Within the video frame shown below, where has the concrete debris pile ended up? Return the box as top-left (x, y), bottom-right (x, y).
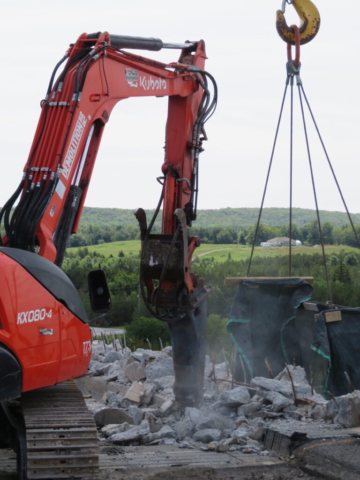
top-left (79, 340), bottom-right (360, 454)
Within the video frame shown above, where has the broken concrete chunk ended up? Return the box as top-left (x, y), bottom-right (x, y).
top-left (237, 402), bottom-right (263, 416)
top-left (117, 370), bottom-right (130, 385)
top-left (193, 429), bottom-right (221, 443)
top-left (93, 407), bottom-right (133, 427)
top-left (102, 373), bottom-right (119, 382)
top-left (127, 405), bottom-right (144, 425)
top-left (311, 403), bottom-right (328, 420)
top-left (103, 351), bottom-right (122, 364)
top-left (89, 359), bottom-right (103, 371)
top-left (105, 391), bottom-right (123, 407)
top-left (154, 375), bottom-right (175, 391)
top-left (160, 399), bottom-right (174, 415)
top-left (124, 361), bottom-right (146, 383)
top-left (145, 356), bottom-right (174, 381)
top-left (220, 386), bottom-right (251, 407)
top-left (144, 412), bottom-right (163, 433)
top-left (161, 346), bottom-right (173, 356)
top-left (93, 363), bottom-right (112, 376)
top-left (107, 420), bottom-right (150, 445)
top-left (257, 389), bottom-right (294, 412)
top-left (275, 365), bottom-right (308, 384)
top-left (222, 436), bottom-right (239, 446)
top-left (123, 381), bottom-right (146, 405)
top-left (182, 407), bottom-right (233, 433)
top-left (84, 398), bottom-right (107, 416)
top-left (150, 393), bottom-right (167, 407)
top-left (141, 383), bottom-right (157, 407)
top-left (142, 407), bottom-right (162, 418)
top-left (326, 399), bottom-right (339, 420)
top-left (251, 376), bottom-right (312, 400)
top-left (131, 348), bottom-right (155, 364)
top-left (334, 391), bottom-right (360, 428)
top-left (308, 393), bottom-right (327, 404)
top-left (143, 425), bottom-right (176, 444)
top-left (102, 362), bottom-right (122, 382)
top-left (101, 422), bottom-right (132, 437)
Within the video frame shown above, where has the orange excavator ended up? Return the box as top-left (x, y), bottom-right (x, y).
top-left (0, 32), bottom-right (217, 479)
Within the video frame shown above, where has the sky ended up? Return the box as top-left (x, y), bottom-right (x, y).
top-left (1, 0), bottom-right (359, 215)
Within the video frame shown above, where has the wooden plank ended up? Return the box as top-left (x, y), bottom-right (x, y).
top-left (325, 311), bottom-right (342, 323)
top-left (224, 277), bottom-right (314, 286)
top-left (303, 302), bottom-right (319, 312)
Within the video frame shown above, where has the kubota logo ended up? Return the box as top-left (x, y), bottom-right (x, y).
top-left (139, 76), bottom-right (167, 91)
top-left (17, 309), bottom-right (53, 325)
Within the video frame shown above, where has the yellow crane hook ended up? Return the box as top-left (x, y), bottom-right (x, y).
top-left (276, 0), bottom-right (321, 45)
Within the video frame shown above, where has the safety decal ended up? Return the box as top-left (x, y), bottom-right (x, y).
top-left (125, 69), bottom-right (139, 87)
top-left (83, 340), bottom-right (92, 355)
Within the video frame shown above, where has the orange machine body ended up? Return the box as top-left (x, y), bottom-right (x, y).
top-left (0, 249), bottom-right (92, 394)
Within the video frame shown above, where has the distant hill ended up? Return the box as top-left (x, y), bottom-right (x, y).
top-left (80, 207), bottom-right (360, 230)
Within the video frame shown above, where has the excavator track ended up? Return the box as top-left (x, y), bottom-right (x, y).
top-left (21, 380), bottom-right (99, 480)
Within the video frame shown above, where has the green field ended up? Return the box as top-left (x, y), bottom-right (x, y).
top-left (67, 240), bottom-right (141, 257)
top-left (67, 241), bottom-right (359, 262)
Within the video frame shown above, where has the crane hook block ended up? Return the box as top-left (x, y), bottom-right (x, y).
top-left (276, 0), bottom-right (321, 45)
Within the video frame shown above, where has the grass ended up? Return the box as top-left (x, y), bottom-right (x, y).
top-left (194, 244), bottom-right (359, 262)
top-left (67, 240), bottom-right (141, 257)
top-left (67, 240), bottom-right (359, 262)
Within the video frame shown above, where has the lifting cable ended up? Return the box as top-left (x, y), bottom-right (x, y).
top-left (248, 1), bottom-right (360, 306)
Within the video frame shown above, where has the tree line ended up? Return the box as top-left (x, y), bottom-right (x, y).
top-left (79, 206), bottom-right (360, 229)
top-left (67, 220), bottom-right (360, 248)
top-left (63, 247), bottom-right (360, 329)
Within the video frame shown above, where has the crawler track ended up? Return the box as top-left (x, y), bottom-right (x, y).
top-left (21, 380), bottom-right (98, 479)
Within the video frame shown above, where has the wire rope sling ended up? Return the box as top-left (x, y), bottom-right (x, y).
top-left (226, 0), bottom-right (360, 395)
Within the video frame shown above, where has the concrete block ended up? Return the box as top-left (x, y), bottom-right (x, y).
top-left (105, 391), bottom-right (123, 407)
top-left (160, 399), bottom-right (174, 415)
top-left (174, 418), bottom-right (194, 440)
top-left (142, 425), bottom-right (176, 444)
top-left (127, 405), bottom-right (144, 425)
top-left (275, 365), bottom-right (308, 384)
top-left (144, 412), bottom-right (163, 433)
top-left (93, 407), bottom-right (133, 427)
top-left (154, 375), bottom-right (175, 391)
top-left (107, 420), bottom-right (150, 445)
top-left (251, 376), bottom-right (312, 400)
top-left (237, 402), bottom-right (263, 416)
top-left (103, 351), bottom-right (122, 363)
top-left (220, 386), bottom-right (251, 407)
top-left (101, 423), bottom-right (132, 437)
top-left (123, 381), bottom-right (146, 404)
top-left (75, 376), bottom-right (127, 402)
top-left (193, 429), bottom-right (221, 443)
top-left (124, 362), bottom-right (146, 383)
top-left (257, 389), bottom-right (294, 412)
top-left (93, 363), bottom-right (112, 376)
top-left (141, 383), bottom-right (157, 407)
top-left (335, 391), bottom-right (360, 428)
top-left (150, 393), bottom-right (167, 407)
top-left (145, 356), bottom-right (174, 381)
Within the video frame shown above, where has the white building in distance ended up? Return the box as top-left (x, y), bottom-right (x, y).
top-left (260, 237), bottom-right (302, 247)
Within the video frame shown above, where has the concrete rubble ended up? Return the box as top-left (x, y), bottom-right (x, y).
top-left (78, 340), bottom-right (360, 455)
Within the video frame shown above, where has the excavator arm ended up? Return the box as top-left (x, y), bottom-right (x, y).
top-left (0, 32), bottom-right (216, 318)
